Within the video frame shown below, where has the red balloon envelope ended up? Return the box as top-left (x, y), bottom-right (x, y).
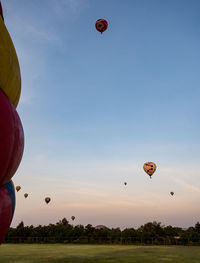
top-left (0, 1), bottom-right (4, 21)
top-left (0, 89), bottom-right (24, 186)
top-left (95, 19), bottom-right (108, 34)
top-left (0, 180), bottom-right (15, 244)
top-left (45, 197), bottom-right (51, 204)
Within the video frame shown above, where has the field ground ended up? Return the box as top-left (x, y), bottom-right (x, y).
top-left (0, 244), bottom-right (200, 263)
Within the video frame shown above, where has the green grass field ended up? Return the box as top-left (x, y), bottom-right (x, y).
top-left (1, 244), bottom-right (200, 263)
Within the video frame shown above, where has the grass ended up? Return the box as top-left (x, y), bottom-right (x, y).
top-left (0, 244), bottom-right (200, 263)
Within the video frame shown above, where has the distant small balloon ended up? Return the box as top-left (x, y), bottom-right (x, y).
top-left (95, 19), bottom-right (108, 34)
top-left (143, 162), bottom-right (157, 178)
top-left (124, 182), bottom-right (127, 186)
top-left (170, 192), bottom-right (174, 196)
top-left (24, 193), bottom-right (28, 198)
top-left (71, 216), bottom-right (75, 221)
top-left (16, 186), bottom-right (21, 192)
top-left (45, 197), bottom-right (51, 204)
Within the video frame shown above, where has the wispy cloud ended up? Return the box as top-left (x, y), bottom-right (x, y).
top-left (20, 24), bottom-right (62, 45)
top-left (50, 0), bottom-right (89, 18)
top-left (170, 176), bottom-right (200, 194)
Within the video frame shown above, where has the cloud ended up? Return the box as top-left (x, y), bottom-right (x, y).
top-left (50, 0), bottom-right (89, 17)
top-left (13, 148), bottom-right (200, 228)
top-left (21, 24), bottom-right (62, 45)
top-left (170, 176), bottom-right (200, 194)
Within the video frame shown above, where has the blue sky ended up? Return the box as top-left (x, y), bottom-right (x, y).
top-left (3, 0), bottom-right (200, 228)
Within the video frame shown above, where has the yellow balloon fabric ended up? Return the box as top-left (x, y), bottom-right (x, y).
top-left (0, 16), bottom-right (21, 107)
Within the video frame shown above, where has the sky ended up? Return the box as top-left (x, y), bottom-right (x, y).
top-left (2, 0), bottom-right (200, 229)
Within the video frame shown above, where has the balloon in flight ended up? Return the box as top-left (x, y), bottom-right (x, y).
top-left (95, 19), bottom-right (108, 34)
top-left (71, 216), bottom-right (75, 221)
top-left (45, 197), bottom-right (51, 204)
top-left (24, 193), bottom-right (28, 198)
top-left (170, 192), bottom-right (174, 196)
top-left (143, 162), bottom-right (157, 178)
top-left (16, 186), bottom-right (21, 192)
top-left (124, 182), bottom-right (127, 186)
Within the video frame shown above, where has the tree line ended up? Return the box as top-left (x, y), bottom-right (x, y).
top-left (4, 219), bottom-right (200, 245)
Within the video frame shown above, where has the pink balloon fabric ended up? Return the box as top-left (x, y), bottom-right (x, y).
top-left (0, 89), bottom-right (24, 187)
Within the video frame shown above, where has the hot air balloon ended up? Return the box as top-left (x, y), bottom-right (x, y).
top-left (124, 182), bottom-right (127, 186)
top-left (143, 162), bottom-right (157, 178)
top-left (0, 180), bottom-right (15, 244)
top-left (170, 192), bottom-right (174, 196)
top-left (71, 216), bottom-right (75, 221)
top-left (24, 193), bottom-right (28, 198)
top-left (0, 0), bottom-right (22, 245)
top-left (16, 186), bottom-right (21, 192)
top-left (95, 19), bottom-right (108, 34)
top-left (45, 197), bottom-right (51, 204)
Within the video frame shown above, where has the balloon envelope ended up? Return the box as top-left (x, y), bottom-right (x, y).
top-left (95, 19), bottom-right (108, 34)
top-left (170, 192), bottom-right (174, 196)
top-left (143, 162), bottom-right (157, 178)
top-left (0, 15), bottom-right (21, 107)
top-left (45, 197), bottom-right (51, 204)
top-left (24, 193), bottom-right (28, 198)
top-left (16, 186), bottom-right (21, 192)
top-left (0, 89), bottom-right (24, 187)
top-left (71, 216), bottom-right (75, 221)
top-left (0, 180), bottom-right (15, 244)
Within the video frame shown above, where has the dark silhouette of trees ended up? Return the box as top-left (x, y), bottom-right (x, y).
top-left (4, 219), bottom-right (200, 245)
